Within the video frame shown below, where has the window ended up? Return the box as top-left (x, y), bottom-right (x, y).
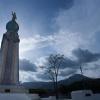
top-left (5, 89), bottom-right (10, 93)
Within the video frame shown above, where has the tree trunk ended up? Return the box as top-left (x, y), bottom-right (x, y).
top-left (55, 77), bottom-right (59, 100)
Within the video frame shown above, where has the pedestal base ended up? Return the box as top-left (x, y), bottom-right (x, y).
top-left (0, 85), bottom-right (28, 93)
top-left (0, 93), bottom-right (31, 100)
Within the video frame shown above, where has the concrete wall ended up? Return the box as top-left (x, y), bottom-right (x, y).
top-left (0, 93), bottom-right (31, 100)
top-left (0, 85), bottom-right (28, 93)
top-left (71, 90), bottom-right (100, 100)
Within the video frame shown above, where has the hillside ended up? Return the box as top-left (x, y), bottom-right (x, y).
top-left (22, 74), bottom-right (94, 89)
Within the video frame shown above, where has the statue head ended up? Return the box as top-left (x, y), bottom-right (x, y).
top-left (12, 11), bottom-right (17, 21)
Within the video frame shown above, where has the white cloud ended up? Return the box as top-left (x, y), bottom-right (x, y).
top-left (35, 56), bottom-right (47, 67)
top-left (53, 31), bottom-right (86, 57)
top-left (20, 38), bottom-right (37, 53)
top-left (49, 0), bottom-right (100, 58)
top-left (19, 71), bottom-right (38, 82)
top-left (83, 68), bottom-right (100, 78)
top-left (19, 34), bottom-right (54, 59)
top-left (56, 0), bottom-right (100, 34)
top-left (19, 0), bottom-right (100, 81)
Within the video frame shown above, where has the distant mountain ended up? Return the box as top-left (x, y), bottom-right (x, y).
top-left (59, 74), bottom-right (90, 85)
top-left (22, 74), bottom-right (94, 89)
top-left (22, 81), bottom-right (54, 89)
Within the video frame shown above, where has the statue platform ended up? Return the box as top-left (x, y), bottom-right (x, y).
top-left (0, 84), bottom-right (28, 93)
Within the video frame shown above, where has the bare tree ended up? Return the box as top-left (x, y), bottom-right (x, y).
top-left (41, 54), bottom-right (64, 100)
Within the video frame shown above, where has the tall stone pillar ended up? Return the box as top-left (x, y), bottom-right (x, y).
top-left (0, 12), bottom-right (20, 85)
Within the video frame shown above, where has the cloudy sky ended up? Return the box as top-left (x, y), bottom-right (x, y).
top-left (0, 0), bottom-right (100, 82)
